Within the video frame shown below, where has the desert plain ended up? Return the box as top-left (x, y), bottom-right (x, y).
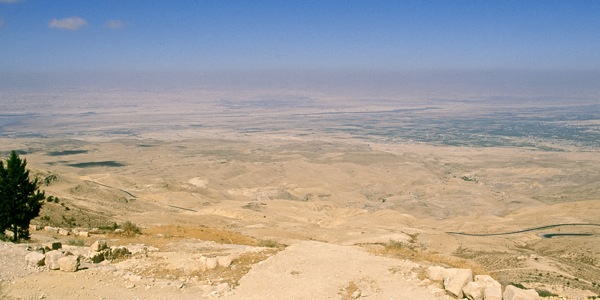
top-left (1, 88), bottom-right (600, 299)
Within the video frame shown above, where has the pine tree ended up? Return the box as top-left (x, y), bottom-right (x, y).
top-left (0, 151), bottom-right (45, 242)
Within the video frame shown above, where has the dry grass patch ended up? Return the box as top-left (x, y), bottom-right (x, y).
top-left (133, 248), bottom-right (280, 286)
top-left (143, 225), bottom-right (260, 245)
top-left (104, 225), bottom-right (262, 250)
top-left (339, 281), bottom-right (360, 300)
top-left (370, 240), bottom-right (487, 276)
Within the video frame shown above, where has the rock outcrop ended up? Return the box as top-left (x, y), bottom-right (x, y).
top-left (503, 285), bottom-right (539, 300)
top-left (475, 275), bottom-right (502, 300)
top-left (25, 252), bottom-right (46, 267)
top-left (443, 268), bottom-right (473, 298)
top-left (44, 250), bottom-right (64, 270)
top-left (58, 255), bottom-right (80, 272)
top-left (426, 265), bottom-right (532, 300)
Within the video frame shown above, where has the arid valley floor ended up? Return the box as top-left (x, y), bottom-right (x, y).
top-left (1, 90), bottom-right (600, 299)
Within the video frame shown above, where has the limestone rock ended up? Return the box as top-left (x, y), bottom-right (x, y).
top-left (44, 226), bottom-right (59, 233)
top-left (90, 240), bottom-right (108, 252)
top-left (45, 250), bottom-right (64, 270)
top-left (78, 231), bottom-right (89, 237)
top-left (197, 256), bottom-right (207, 271)
top-left (503, 285), bottom-right (539, 300)
top-left (58, 255), bottom-right (80, 272)
top-left (25, 252), bottom-right (46, 267)
top-left (58, 228), bottom-right (70, 236)
top-left (206, 257), bottom-right (218, 270)
top-left (475, 275), bottom-right (502, 300)
top-left (426, 266), bottom-right (447, 281)
top-left (462, 281), bottom-right (484, 300)
top-left (443, 268), bottom-right (473, 298)
top-left (218, 255), bottom-right (233, 268)
top-left (215, 282), bottom-right (230, 294)
top-left (88, 251), bottom-right (105, 263)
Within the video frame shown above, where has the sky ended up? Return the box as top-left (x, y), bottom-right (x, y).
top-left (1, 0), bottom-right (600, 92)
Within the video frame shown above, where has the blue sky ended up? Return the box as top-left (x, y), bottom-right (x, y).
top-left (1, 0), bottom-right (599, 73)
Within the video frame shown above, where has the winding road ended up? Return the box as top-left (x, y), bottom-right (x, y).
top-left (446, 223), bottom-right (600, 237)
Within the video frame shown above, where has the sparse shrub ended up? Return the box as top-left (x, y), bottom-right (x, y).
top-left (44, 174), bottom-right (58, 186)
top-left (461, 176), bottom-right (477, 182)
top-left (98, 222), bottom-right (119, 232)
top-left (61, 216), bottom-right (76, 228)
top-left (119, 221), bottom-right (142, 236)
top-left (510, 282), bottom-right (527, 289)
top-left (536, 288), bottom-right (558, 297)
top-left (67, 239), bottom-right (85, 246)
top-left (54, 197), bottom-right (59, 203)
top-left (258, 239), bottom-right (284, 248)
top-left (0, 233), bottom-right (9, 242)
top-left (385, 239), bottom-right (404, 251)
top-left (39, 215), bottom-right (51, 227)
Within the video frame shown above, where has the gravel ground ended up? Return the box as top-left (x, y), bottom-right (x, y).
top-left (223, 241), bottom-right (452, 300)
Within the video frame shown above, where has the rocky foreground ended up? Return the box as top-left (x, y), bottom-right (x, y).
top-left (1, 228), bottom-right (543, 300)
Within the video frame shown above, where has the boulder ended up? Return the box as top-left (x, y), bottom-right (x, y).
top-left (45, 250), bottom-right (64, 270)
top-left (44, 226), bottom-right (59, 233)
top-left (58, 255), bottom-right (80, 272)
top-left (218, 255), bottom-right (233, 268)
top-left (90, 240), bottom-right (108, 252)
top-left (206, 257), bottom-right (218, 270)
top-left (78, 231), bottom-right (90, 237)
top-left (46, 242), bottom-right (62, 250)
top-left (503, 285), bottom-right (539, 300)
top-left (58, 228), bottom-right (70, 236)
top-left (25, 252), bottom-right (46, 267)
top-left (197, 256), bottom-right (207, 271)
top-left (462, 281), bottom-right (484, 300)
top-left (426, 266), bottom-right (447, 281)
top-left (215, 282), bottom-right (230, 294)
top-left (443, 268), bottom-right (473, 298)
top-left (88, 251), bottom-right (105, 263)
top-left (475, 275), bottom-right (502, 300)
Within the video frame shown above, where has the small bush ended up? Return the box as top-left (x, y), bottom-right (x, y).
top-left (258, 239), bottom-right (284, 248)
top-left (67, 239), bottom-right (85, 246)
top-left (385, 239), bottom-right (404, 251)
top-left (461, 176), bottom-right (477, 182)
top-left (510, 282), bottom-right (527, 289)
top-left (120, 221), bottom-right (142, 236)
top-left (536, 288), bottom-right (558, 297)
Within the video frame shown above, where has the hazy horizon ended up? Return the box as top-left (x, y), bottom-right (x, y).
top-left (2, 69), bottom-right (599, 99)
top-left (2, 1), bottom-right (599, 91)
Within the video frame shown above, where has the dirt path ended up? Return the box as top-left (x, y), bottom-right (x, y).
top-left (223, 241), bottom-right (451, 300)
